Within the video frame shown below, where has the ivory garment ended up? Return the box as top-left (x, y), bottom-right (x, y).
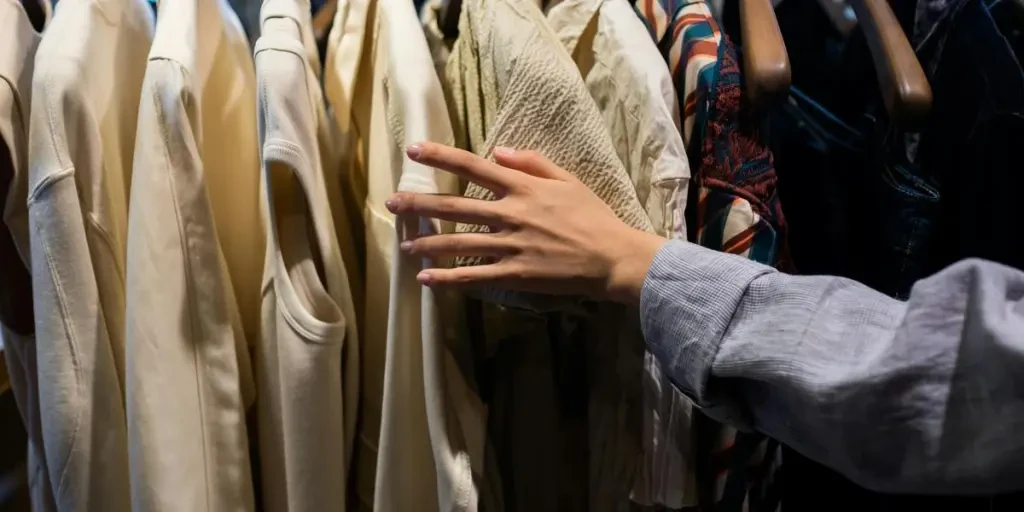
top-left (125, 0), bottom-right (260, 509)
top-left (253, 0), bottom-right (360, 509)
top-left (27, 0), bottom-right (154, 508)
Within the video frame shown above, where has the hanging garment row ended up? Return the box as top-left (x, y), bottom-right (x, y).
top-left (1, 0), bottom-right (1023, 511)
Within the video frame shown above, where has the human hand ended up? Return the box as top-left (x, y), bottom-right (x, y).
top-left (385, 142), bottom-right (665, 305)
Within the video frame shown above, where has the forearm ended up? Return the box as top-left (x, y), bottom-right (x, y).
top-left (641, 240), bottom-right (1024, 494)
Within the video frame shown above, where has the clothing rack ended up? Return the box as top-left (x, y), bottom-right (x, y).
top-left (2, 0), bottom-right (1023, 510)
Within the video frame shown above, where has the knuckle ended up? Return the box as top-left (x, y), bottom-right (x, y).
top-left (393, 192), bottom-right (416, 213)
top-left (499, 262), bottom-right (528, 282)
top-left (452, 271), bottom-right (476, 285)
top-left (501, 236), bottom-right (524, 255)
top-left (501, 201), bottom-right (529, 226)
top-left (492, 209), bottom-right (516, 228)
top-left (444, 236), bottom-right (463, 252)
top-left (451, 152), bottom-right (475, 171)
top-left (436, 196), bottom-right (458, 214)
top-left (518, 150), bottom-right (541, 162)
top-left (510, 179), bottom-right (535, 196)
top-left (411, 237), bottom-right (436, 254)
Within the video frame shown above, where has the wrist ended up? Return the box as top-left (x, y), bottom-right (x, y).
top-left (605, 229), bottom-right (665, 305)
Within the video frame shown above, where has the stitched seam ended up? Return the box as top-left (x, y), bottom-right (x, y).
top-left (26, 166), bottom-right (74, 205)
top-left (262, 143), bottom-right (342, 344)
top-left (40, 61), bottom-right (90, 172)
top-left (277, 293), bottom-right (337, 342)
top-left (34, 215), bottom-right (84, 496)
top-left (255, 37), bottom-right (308, 63)
top-left (265, 138), bottom-right (308, 168)
top-left (153, 67), bottom-right (214, 512)
top-left (654, 176), bottom-right (688, 237)
top-left (29, 62), bottom-right (88, 501)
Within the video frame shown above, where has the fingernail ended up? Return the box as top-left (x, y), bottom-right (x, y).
top-left (494, 147), bottom-right (515, 158)
top-left (417, 271), bottom-right (433, 285)
top-left (400, 241), bottom-right (413, 251)
top-left (385, 197), bottom-right (399, 212)
top-left (407, 143), bottom-right (423, 159)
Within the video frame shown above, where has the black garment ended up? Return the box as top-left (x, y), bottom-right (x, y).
top-left (773, 90), bottom-right (941, 301)
top-left (770, 0), bottom-right (1024, 508)
top-left (767, 87), bottom-right (867, 280)
top-left (917, 0), bottom-right (1024, 277)
top-left (770, 0), bottom-right (1024, 297)
top-left (0, 136), bottom-right (33, 336)
top-left (768, 2), bottom-right (941, 300)
top-left (474, 305), bottom-right (590, 512)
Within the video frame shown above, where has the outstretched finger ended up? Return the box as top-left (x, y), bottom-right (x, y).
top-left (401, 233), bottom-right (517, 258)
top-left (407, 142), bottom-right (519, 194)
top-left (416, 264), bottom-right (511, 288)
top-left (492, 147), bottom-right (575, 182)
top-left (386, 192), bottom-right (508, 227)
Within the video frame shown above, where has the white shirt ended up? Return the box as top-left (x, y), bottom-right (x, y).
top-left (379, 0), bottom-right (485, 510)
top-left (125, 0), bottom-right (260, 509)
top-left (325, 0), bottom-right (485, 508)
top-left (546, 0), bottom-right (690, 239)
top-left (27, 0), bottom-right (154, 509)
top-left (253, 0), bottom-right (360, 509)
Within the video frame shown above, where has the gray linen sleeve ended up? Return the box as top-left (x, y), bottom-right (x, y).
top-left (640, 240), bottom-right (1024, 494)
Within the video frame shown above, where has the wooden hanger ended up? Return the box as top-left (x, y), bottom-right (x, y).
top-left (739, 0), bottom-right (792, 108)
top-left (848, 0), bottom-right (932, 128)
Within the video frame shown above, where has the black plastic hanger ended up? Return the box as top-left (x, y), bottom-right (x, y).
top-left (440, 0), bottom-right (461, 39)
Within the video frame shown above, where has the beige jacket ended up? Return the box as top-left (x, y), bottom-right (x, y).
top-left (544, 0), bottom-right (697, 506)
top-left (446, 0), bottom-right (652, 239)
top-left (0, 1), bottom-right (54, 510)
top-left (27, 0), bottom-right (155, 509)
top-left (441, 0), bottom-right (652, 509)
top-left (125, 0), bottom-right (260, 509)
top-left (254, 0), bottom-right (360, 509)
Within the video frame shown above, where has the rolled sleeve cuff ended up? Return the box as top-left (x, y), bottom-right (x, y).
top-left (639, 240), bottom-right (772, 406)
